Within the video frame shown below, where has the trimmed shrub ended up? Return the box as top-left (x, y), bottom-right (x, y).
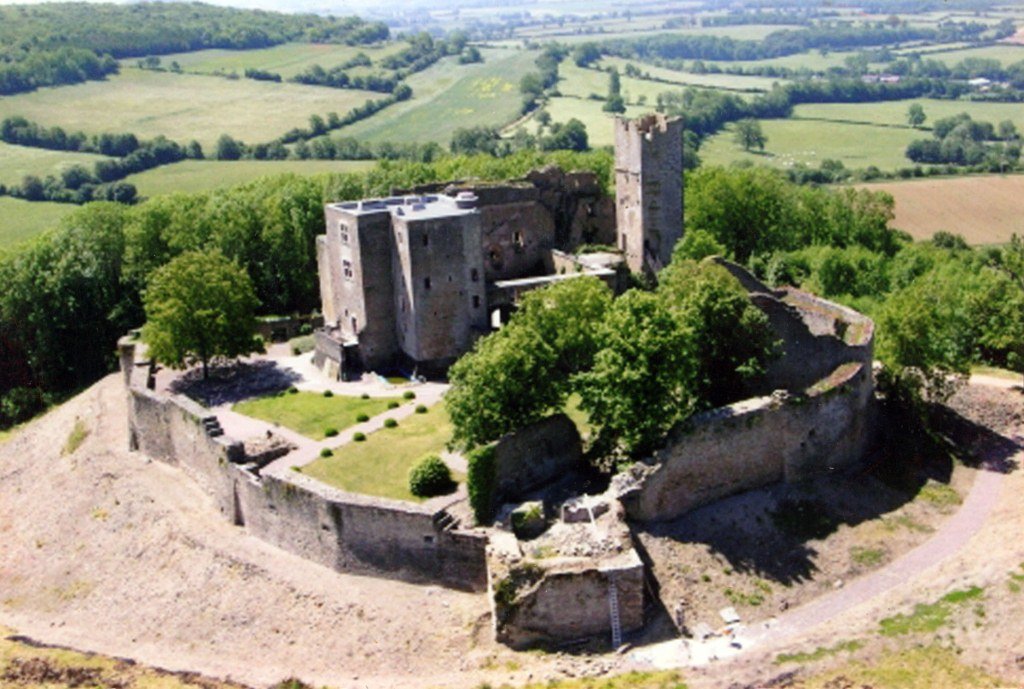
top-left (288, 386), bottom-right (298, 394)
top-left (408, 454), bottom-right (455, 498)
top-left (415, 404), bottom-right (428, 414)
top-left (403, 390), bottom-right (416, 400)
top-left (353, 432), bottom-right (367, 442)
top-left (323, 389), bottom-right (333, 397)
top-left (320, 448), bottom-right (333, 458)
top-left (361, 393), bottom-right (370, 399)
top-left (467, 445), bottom-right (497, 524)
top-left (383, 418), bottom-right (398, 428)
top-left (324, 427), bottom-right (338, 437)
top-left (387, 400), bottom-right (400, 409)
top-left (356, 413), bottom-right (370, 422)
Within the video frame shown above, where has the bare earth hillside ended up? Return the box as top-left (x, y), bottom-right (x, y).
top-left (0, 375), bottom-right (585, 689)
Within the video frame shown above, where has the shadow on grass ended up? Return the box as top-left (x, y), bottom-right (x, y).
top-left (170, 360), bottom-right (301, 407)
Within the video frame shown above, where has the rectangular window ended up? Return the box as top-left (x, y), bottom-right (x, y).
top-left (422, 233), bottom-right (429, 247)
top-left (339, 222), bottom-right (349, 244)
top-left (424, 277), bottom-right (431, 290)
top-left (471, 268), bottom-right (479, 282)
top-left (472, 295), bottom-right (481, 308)
top-left (342, 260), bottom-right (353, 280)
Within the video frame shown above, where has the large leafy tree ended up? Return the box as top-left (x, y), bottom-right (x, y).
top-left (142, 250), bottom-right (261, 379)
top-left (446, 277), bottom-right (612, 449)
top-left (574, 290), bottom-right (696, 458)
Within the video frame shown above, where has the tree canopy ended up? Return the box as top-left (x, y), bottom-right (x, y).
top-left (142, 250), bottom-right (262, 378)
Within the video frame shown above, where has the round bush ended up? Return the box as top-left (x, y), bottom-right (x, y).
top-left (356, 413), bottom-right (370, 423)
top-left (361, 393), bottom-right (370, 400)
top-left (319, 448), bottom-right (333, 458)
top-left (387, 400), bottom-right (400, 410)
top-left (383, 418), bottom-right (398, 428)
top-left (415, 404), bottom-right (428, 414)
top-left (324, 427), bottom-right (338, 437)
top-left (403, 391), bottom-right (416, 400)
top-left (408, 454), bottom-right (455, 498)
top-left (353, 432), bottom-right (366, 442)
top-left (323, 390), bottom-right (334, 398)
top-left (288, 386), bottom-right (298, 395)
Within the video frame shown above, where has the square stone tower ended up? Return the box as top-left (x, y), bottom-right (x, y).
top-left (614, 114), bottom-right (684, 276)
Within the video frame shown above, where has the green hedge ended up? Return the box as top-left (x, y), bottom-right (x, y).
top-left (467, 444), bottom-right (497, 525)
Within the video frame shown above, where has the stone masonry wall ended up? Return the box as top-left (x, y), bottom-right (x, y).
top-left (617, 361), bottom-right (874, 523)
top-left (122, 349), bottom-right (487, 590)
top-left (492, 413), bottom-right (583, 505)
top-left (491, 552), bottom-right (645, 649)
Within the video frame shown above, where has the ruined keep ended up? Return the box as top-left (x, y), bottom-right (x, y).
top-left (614, 113), bottom-right (684, 276)
top-left (314, 114), bottom-right (684, 380)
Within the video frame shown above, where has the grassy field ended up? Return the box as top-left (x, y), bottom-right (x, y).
top-left (233, 391), bottom-right (402, 440)
top-left (0, 69), bottom-right (382, 151)
top-left (794, 99), bottom-right (1024, 133)
top-left (703, 50), bottom-right (880, 73)
top-left (0, 197), bottom-right (74, 249)
top-left (920, 43), bottom-right (1024, 66)
top-left (518, 22), bottom-right (803, 44)
top-left (598, 56), bottom-right (787, 92)
top-left (152, 41), bottom-right (407, 79)
top-left (538, 97), bottom-right (650, 147)
top-left (0, 142), bottom-right (112, 188)
top-left (856, 174), bottom-right (1024, 244)
top-left (127, 159), bottom-right (376, 197)
top-left (700, 118), bottom-right (921, 171)
top-left (338, 48), bottom-right (536, 145)
top-left (301, 403), bottom-right (454, 502)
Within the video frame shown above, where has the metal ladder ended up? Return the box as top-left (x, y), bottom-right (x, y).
top-left (608, 573), bottom-right (622, 649)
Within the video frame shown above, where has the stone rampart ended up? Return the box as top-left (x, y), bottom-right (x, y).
top-left (492, 413), bottom-right (583, 504)
top-left (617, 361), bottom-right (874, 523)
top-left (121, 346), bottom-right (487, 591)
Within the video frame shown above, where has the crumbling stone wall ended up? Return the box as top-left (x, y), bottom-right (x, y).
top-left (491, 413), bottom-right (583, 505)
top-left (616, 361), bottom-right (875, 523)
top-left (489, 551), bottom-right (645, 649)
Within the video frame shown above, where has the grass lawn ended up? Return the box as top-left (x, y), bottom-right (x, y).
top-left (338, 48), bottom-right (536, 145)
top-left (301, 403), bottom-right (455, 502)
top-left (972, 364), bottom-right (1023, 381)
top-left (0, 197), bottom-right (74, 249)
top-left (700, 118), bottom-right (921, 171)
top-left (151, 41), bottom-right (407, 79)
top-left (127, 159), bottom-right (377, 197)
top-left (232, 391), bottom-right (401, 440)
top-left (598, 56), bottom-right (786, 92)
top-left (794, 99), bottom-right (1024, 134)
top-left (0, 142), bottom-right (113, 188)
top-left (0, 69), bottom-right (382, 151)
top-left (703, 50), bottom-right (877, 73)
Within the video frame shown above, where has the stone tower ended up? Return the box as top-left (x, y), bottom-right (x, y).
top-left (614, 114), bottom-right (684, 276)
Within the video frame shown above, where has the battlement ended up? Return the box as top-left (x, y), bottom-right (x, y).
top-left (614, 113), bottom-right (683, 143)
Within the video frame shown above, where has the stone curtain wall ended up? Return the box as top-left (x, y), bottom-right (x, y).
top-left (121, 344), bottom-right (487, 591)
top-left (617, 361), bottom-right (875, 523)
top-left (492, 413), bottom-right (583, 504)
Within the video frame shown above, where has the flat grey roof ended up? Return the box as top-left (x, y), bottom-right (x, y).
top-left (327, 194), bottom-right (476, 220)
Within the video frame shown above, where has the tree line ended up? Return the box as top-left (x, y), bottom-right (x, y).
top-left (0, 149), bottom-right (612, 428)
top-left (0, 2), bottom-right (388, 96)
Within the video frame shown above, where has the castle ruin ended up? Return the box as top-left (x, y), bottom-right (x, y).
top-left (313, 113), bottom-right (684, 379)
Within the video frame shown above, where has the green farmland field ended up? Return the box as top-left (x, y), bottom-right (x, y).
top-left (338, 48), bottom-right (536, 145)
top-left (127, 159), bottom-right (377, 197)
top-left (517, 22), bottom-right (803, 44)
top-left (153, 41), bottom-right (408, 79)
top-left (700, 119), bottom-right (921, 171)
top-left (598, 57), bottom-right (787, 92)
top-left (919, 44), bottom-right (1024, 66)
top-left (703, 50), bottom-right (882, 73)
top-left (538, 97), bottom-right (651, 147)
top-left (793, 100), bottom-right (1024, 134)
top-left (0, 197), bottom-right (74, 249)
top-left (0, 142), bottom-right (112, 188)
top-left (0, 69), bottom-right (382, 151)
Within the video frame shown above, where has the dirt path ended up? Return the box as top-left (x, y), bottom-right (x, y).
top-left (632, 380), bottom-right (1017, 671)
